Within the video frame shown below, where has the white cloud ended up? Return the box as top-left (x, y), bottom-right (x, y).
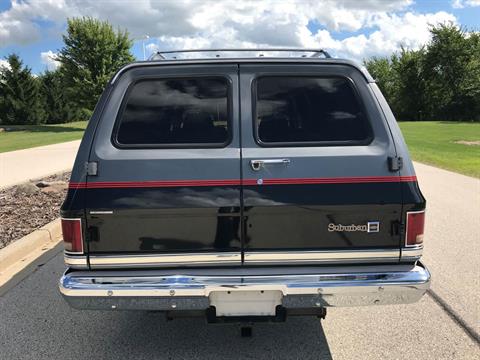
top-left (0, 12), bottom-right (39, 46)
top-left (0, 0), bottom-right (70, 46)
top-left (0, 0), bottom-right (198, 47)
top-left (40, 50), bottom-right (60, 71)
top-left (149, 5), bottom-right (457, 62)
top-left (0, 0), bottom-right (413, 46)
top-left (452, 0), bottom-right (463, 8)
top-left (0, 0), bottom-right (459, 63)
top-left (302, 11), bottom-right (458, 61)
top-left (452, 0), bottom-right (480, 8)
top-left (0, 58), bottom-right (11, 72)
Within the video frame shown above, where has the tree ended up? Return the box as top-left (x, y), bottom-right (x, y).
top-left (364, 24), bottom-right (480, 122)
top-left (422, 24), bottom-right (480, 121)
top-left (39, 70), bottom-right (73, 124)
top-left (364, 56), bottom-right (396, 103)
top-left (57, 17), bottom-right (134, 118)
top-left (390, 48), bottom-right (427, 121)
top-left (0, 54), bottom-right (45, 125)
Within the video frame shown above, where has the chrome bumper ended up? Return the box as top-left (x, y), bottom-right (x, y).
top-left (59, 262), bottom-right (430, 311)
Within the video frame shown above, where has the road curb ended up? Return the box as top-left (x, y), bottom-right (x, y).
top-left (0, 218), bottom-right (62, 289)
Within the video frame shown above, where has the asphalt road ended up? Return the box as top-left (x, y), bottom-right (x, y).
top-left (0, 162), bottom-right (479, 359)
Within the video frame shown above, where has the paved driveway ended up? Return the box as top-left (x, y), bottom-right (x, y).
top-left (0, 162), bottom-right (479, 359)
top-left (413, 162), bottom-right (480, 335)
top-left (0, 140), bottom-right (80, 189)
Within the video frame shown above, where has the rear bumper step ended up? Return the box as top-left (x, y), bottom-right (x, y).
top-left (59, 262), bottom-right (430, 311)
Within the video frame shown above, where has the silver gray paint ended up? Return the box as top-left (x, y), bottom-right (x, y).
top-left (369, 83), bottom-right (416, 177)
top-left (90, 64), bottom-right (241, 182)
top-left (87, 62), bottom-right (400, 181)
top-left (239, 64), bottom-right (398, 180)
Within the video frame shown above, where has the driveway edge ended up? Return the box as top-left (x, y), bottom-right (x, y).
top-left (0, 218), bottom-right (62, 289)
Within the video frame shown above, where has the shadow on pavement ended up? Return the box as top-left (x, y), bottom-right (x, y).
top-left (101, 311), bottom-right (333, 359)
top-left (0, 253), bottom-right (333, 360)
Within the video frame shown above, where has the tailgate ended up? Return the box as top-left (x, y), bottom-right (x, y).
top-left (239, 64), bottom-right (405, 264)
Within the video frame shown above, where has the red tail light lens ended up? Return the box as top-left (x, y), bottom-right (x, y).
top-left (61, 218), bottom-right (83, 253)
top-left (406, 210), bottom-right (425, 247)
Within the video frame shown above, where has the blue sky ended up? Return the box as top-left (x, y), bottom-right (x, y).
top-left (0, 0), bottom-right (478, 74)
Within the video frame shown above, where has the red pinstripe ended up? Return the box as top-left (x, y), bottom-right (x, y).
top-left (68, 176), bottom-right (417, 189)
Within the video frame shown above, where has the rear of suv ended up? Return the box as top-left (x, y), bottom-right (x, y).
top-left (59, 49), bottom-right (429, 320)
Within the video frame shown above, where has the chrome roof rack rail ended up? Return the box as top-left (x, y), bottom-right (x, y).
top-left (148, 48), bottom-right (331, 61)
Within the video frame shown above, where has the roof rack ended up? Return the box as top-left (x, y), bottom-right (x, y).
top-left (149, 48), bottom-right (331, 61)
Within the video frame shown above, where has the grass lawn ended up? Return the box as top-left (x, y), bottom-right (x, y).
top-left (398, 121), bottom-right (480, 178)
top-left (0, 121), bottom-right (88, 153)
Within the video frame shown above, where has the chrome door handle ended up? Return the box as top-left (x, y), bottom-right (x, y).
top-left (250, 159), bottom-right (290, 171)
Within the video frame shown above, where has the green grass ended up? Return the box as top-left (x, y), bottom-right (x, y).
top-left (0, 121), bottom-right (88, 153)
top-left (398, 121), bottom-right (480, 178)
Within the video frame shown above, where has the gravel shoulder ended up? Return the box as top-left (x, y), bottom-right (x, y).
top-left (0, 172), bottom-right (69, 250)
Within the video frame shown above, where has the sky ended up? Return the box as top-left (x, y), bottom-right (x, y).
top-left (0, 0), bottom-right (479, 74)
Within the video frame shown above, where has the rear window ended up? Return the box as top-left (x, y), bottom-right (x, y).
top-left (255, 76), bottom-right (372, 146)
top-left (115, 77), bottom-right (230, 147)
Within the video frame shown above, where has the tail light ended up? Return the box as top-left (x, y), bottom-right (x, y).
top-left (61, 218), bottom-right (84, 253)
top-left (405, 210), bottom-right (425, 247)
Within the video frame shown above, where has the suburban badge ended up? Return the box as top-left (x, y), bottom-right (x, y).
top-left (328, 222), bottom-right (380, 233)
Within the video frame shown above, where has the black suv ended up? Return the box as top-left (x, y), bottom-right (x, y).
top-left (59, 49), bottom-right (429, 321)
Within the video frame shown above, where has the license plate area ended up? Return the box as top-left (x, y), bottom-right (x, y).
top-left (209, 290), bottom-right (283, 317)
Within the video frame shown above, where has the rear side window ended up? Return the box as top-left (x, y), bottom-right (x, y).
top-left (255, 77), bottom-right (372, 146)
top-left (115, 77), bottom-right (230, 147)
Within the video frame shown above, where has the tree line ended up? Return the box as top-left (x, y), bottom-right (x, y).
top-left (0, 18), bottom-right (133, 125)
top-left (364, 24), bottom-right (479, 122)
top-left (0, 18), bottom-right (478, 125)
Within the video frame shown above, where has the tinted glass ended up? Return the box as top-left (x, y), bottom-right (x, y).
top-left (116, 78), bottom-right (229, 146)
top-left (256, 77), bottom-right (371, 144)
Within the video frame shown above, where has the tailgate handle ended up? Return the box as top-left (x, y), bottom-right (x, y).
top-left (250, 159), bottom-right (290, 171)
